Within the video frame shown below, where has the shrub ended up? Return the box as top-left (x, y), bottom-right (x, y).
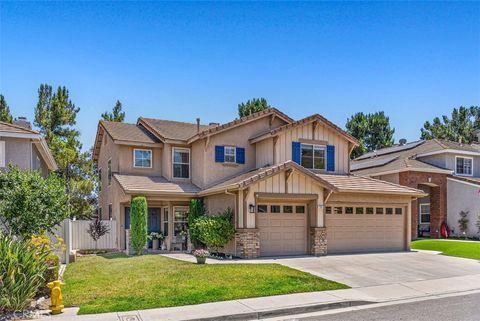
top-left (0, 165), bottom-right (69, 238)
top-left (458, 210), bottom-right (469, 238)
top-left (87, 217), bottom-right (110, 249)
top-left (130, 196), bottom-right (148, 255)
top-left (188, 199), bottom-right (207, 247)
top-left (38, 255), bottom-right (60, 296)
top-left (192, 208), bottom-right (236, 252)
top-left (0, 233), bottom-right (50, 313)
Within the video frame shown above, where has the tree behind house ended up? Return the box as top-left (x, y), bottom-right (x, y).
top-left (238, 98), bottom-right (270, 117)
top-left (0, 94), bottom-right (13, 123)
top-left (87, 217), bottom-right (110, 250)
top-left (101, 100), bottom-right (125, 122)
top-left (130, 196), bottom-right (148, 255)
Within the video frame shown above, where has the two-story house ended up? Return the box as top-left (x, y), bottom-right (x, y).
top-left (0, 119), bottom-right (57, 175)
top-left (93, 108), bottom-right (425, 258)
top-left (351, 139), bottom-right (480, 239)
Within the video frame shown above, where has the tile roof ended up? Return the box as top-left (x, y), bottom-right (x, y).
top-left (317, 174), bottom-right (427, 196)
top-left (139, 118), bottom-right (216, 141)
top-left (114, 174), bottom-right (201, 195)
top-left (351, 139), bottom-right (470, 176)
top-left (100, 121), bottom-right (160, 144)
top-left (0, 121), bottom-right (39, 134)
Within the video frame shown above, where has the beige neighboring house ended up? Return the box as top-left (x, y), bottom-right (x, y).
top-left (93, 108), bottom-right (425, 258)
top-left (0, 118), bottom-right (57, 176)
top-left (351, 138), bottom-right (480, 239)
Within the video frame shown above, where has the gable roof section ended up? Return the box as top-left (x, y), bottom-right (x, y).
top-left (0, 121), bottom-right (39, 135)
top-left (187, 108), bottom-right (294, 144)
top-left (317, 174), bottom-right (427, 197)
top-left (93, 121), bottom-right (161, 161)
top-left (249, 114), bottom-right (359, 146)
top-left (138, 118), bottom-right (216, 142)
top-left (199, 160), bottom-right (337, 195)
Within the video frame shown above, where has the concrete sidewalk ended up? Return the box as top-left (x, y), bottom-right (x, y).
top-left (46, 272), bottom-right (480, 321)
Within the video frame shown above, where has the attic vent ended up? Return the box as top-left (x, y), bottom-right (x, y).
top-left (399, 138), bottom-right (407, 146)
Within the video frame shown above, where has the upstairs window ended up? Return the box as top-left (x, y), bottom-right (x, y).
top-left (173, 148), bottom-right (190, 179)
top-left (301, 144), bottom-right (326, 170)
top-left (134, 149), bottom-right (152, 168)
top-left (224, 146), bottom-right (236, 163)
top-left (456, 156), bottom-right (472, 176)
top-left (107, 159), bottom-right (112, 186)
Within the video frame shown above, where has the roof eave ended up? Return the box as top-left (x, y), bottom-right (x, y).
top-left (352, 167), bottom-right (454, 177)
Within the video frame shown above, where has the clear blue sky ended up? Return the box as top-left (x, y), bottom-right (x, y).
top-left (1, 1), bottom-right (479, 150)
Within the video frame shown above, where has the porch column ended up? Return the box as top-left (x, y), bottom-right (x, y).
top-left (406, 201), bottom-right (412, 250)
top-left (237, 189), bottom-right (244, 228)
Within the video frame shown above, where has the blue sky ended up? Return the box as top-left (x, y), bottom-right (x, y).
top-left (1, 1), bottom-right (479, 150)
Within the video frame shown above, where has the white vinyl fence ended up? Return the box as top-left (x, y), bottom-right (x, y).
top-left (52, 219), bottom-right (117, 264)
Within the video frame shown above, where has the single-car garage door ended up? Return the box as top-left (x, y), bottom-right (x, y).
top-left (326, 204), bottom-right (406, 254)
top-left (257, 203), bottom-right (307, 256)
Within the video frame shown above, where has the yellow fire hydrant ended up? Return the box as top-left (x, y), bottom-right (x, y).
top-left (47, 280), bottom-right (65, 315)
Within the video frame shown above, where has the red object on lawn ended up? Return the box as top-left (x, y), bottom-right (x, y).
top-left (441, 222), bottom-right (449, 238)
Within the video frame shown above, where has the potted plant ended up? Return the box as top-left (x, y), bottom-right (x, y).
top-left (148, 232), bottom-right (163, 250)
top-left (192, 249), bottom-right (209, 264)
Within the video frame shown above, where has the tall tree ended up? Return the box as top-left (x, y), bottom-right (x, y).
top-left (346, 111), bottom-right (395, 158)
top-left (101, 100), bottom-right (125, 122)
top-left (34, 84), bottom-right (95, 219)
top-left (421, 106), bottom-right (479, 144)
top-left (238, 98), bottom-right (270, 117)
top-left (0, 94), bottom-right (13, 123)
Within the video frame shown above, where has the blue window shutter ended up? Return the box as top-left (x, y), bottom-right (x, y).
top-left (292, 142), bottom-right (301, 164)
top-left (236, 147), bottom-right (245, 164)
top-left (327, 145), bottom-right (335, 172)
top-left (215, 145), bottom-right (225, 163)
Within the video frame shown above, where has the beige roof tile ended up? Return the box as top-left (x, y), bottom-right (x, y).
top-left (139, 118), bottom-right (216, 141)
top-left (114, 174), bottom-right (201, 194)
top-left (317, 174), bottom-right (427, 196)
top-left (0, 121), bottom-right (39, 134)
top-left (101, 121), bottom-right (159, 144)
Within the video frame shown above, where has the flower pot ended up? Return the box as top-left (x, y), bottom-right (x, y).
top-left (196, 257), bottom-right (206, 264)
top-left (152, 239), bottom-right (159, 250)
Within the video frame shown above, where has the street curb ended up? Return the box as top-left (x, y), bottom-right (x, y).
top-left (186, 300), bottom-right (374, 321)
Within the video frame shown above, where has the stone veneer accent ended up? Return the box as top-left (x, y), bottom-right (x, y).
top-left (310, 227), bottom-right (327, 256)
top-left (235, 229), bottom-right (260, 258)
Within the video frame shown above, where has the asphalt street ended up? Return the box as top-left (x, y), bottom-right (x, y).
top-left (281, 292), bottom-right (480, 321)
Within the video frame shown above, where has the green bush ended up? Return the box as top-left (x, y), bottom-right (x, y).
top-left (130, 196), bottom-right (148, 255)
top-left (38, 255), bottom-right (60, 296)
top-left (0, 233), bottom-right (50, 313)
top-left (192, 208), bottom-right (236, 252)
top-left (188, 199), bottom-right (207, 247)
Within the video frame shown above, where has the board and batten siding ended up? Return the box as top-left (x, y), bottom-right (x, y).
top-left (242, 170), bottom-right (324, 229)
top-left (255, 122), bottom-right (351, 174)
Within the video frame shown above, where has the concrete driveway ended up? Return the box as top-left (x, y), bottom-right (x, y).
top-left (275, 250), bottom-right (480, 287)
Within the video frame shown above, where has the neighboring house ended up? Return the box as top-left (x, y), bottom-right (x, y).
top-left (0, 118), bottom-right (57, 176)
top-left (351, 139), bottom-right (480, 238)
top-left (93, 108), bottom-right (425, 258)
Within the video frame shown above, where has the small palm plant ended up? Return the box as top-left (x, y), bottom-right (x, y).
top-left (458, 211), bottom-right (469, 239)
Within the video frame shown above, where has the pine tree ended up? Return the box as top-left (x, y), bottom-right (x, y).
top-left (101, 100), bottom-right (125, 122)
top-left (0, 94), bottom-right (13, 123)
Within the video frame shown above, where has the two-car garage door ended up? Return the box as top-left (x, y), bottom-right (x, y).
top-left (326, 204), bottom-right (406, 254)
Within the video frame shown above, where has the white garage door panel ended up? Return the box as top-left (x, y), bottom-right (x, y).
top-left (258, 205), bottom-right (307, 256)
top-left (327, 208), bottom-right (405, 254)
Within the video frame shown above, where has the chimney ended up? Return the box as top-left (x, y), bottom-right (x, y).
top-left (399, 138), bottom-right (407, 146)
top-left (13, 117), bottom-right (32, 129)
top-left (196, 118), bottom-right (200, 133)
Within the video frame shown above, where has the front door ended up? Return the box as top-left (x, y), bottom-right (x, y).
top-left (419, 203), bottom-right (431, 237)
top-left (148, 208), bottom-right (161, 247)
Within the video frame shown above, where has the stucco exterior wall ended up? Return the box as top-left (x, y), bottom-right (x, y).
top-left (372, 173), bottom-right (400, 185)
top-left (447, 179), bottom-right (480, 237)
top-left (204, 193), bottom-right (235, 216)
top-left (272, 122), bottom-right (351, 174)
top-left (421, 153), bottom-right (480, 177)
top-left (117, 145), bottom-right (162, 176)
top-left (2, 137), bottom-right (32, 170)
top-left (97, 133), bottom-right (120, 219)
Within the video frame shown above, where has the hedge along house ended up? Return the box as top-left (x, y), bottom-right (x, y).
top-left (93, 108), bottom-right (426, 258)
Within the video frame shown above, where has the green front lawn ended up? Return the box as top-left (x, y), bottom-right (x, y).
top-left (412, 239), bottom-right (480, 260)
top-left (63, 253), bottom-right (348, 314)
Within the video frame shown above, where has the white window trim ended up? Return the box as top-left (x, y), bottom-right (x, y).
top-left (300, 143), bottom-right (326, 170)
top-left (0, 140), bottom-right (5, 168)
top-left (419, 203), bottom-right (430, 224)
top-left (133, 148), bottom-right (153, 168)
top-left (224, 146), bottom-right (236, 163)
top-left (172, 147), bottom-right (190, 179)
top-left (163, 207), bottom-right (169, 236)
top-left (173, 206), bottom-right (188, 236)
top-left (107, 158), bottom-right (112, 186)
top-left (455, 156), bottom-right (473, 177)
